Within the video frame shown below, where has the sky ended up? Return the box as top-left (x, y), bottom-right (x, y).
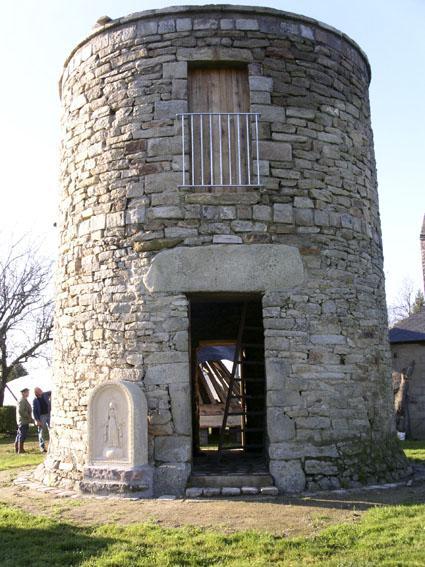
top-left (0, 0), bottom-right (423, 312)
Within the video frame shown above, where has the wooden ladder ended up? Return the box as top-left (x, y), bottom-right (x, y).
top-left (217, 302), bottom-right (266, 458)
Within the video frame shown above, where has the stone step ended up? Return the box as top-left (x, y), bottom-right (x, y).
top-left (185, 485), bottom-right (279, 498)
top-left (188, 472), bottom-right (274, 489)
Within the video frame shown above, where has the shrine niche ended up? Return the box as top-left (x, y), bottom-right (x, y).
top-left (87, 381), bottom-right (148, 467)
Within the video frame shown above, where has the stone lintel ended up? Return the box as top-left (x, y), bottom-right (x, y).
top-left (143, 244), bottom-right (304, 294)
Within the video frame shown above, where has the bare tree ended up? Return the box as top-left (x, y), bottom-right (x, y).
top-left (388, 278), bottom-right (425, 327)
top-left (0, 237), bottom-right (53, 406)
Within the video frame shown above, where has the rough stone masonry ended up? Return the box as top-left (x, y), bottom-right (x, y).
top-left (40, 5), bottom-right (409, 496)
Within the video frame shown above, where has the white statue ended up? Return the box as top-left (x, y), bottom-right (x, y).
top-left (103, 401), bottom-right (123, 459)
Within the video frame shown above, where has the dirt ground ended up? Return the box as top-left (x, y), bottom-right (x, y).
top-left (1, 468), bottom-right (425, 536)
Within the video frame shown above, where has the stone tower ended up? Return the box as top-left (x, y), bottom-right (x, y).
top-left (42, 5), bottom-right (408, 496)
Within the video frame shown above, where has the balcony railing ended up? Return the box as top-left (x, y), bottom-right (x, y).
top-left (177, 112), bottom-right (261, 188)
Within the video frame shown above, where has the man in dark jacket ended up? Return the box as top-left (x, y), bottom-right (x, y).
top-left (33, 387), bottom-right (50, 453)
top-left (15, 388), bottom-right (33, 454)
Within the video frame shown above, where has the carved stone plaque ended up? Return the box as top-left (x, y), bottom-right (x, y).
top-left (87, 381), bottom-right (148, 467)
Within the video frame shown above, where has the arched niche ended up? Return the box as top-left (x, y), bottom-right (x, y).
top-left (87, 381), bottom-right (148, 467)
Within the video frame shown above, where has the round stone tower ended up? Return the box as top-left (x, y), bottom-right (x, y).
top-left (42, 5), bottom-right (409, 496)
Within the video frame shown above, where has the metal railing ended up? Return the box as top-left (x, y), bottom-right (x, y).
top-left (177, 112), bottom-right (261, 187)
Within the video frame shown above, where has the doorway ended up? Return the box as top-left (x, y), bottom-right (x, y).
top-left (189, 295), bottom-right (267, 473)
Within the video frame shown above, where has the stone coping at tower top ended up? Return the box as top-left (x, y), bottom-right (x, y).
top-left (59, 3), bottom-right (371, 91)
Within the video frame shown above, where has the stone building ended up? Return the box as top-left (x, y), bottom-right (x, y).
top-left (41, 5), bottom-right (408, 497)
top-left (390, 214), bottom-right (425, 439)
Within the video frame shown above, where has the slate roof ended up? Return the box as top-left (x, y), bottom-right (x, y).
top-left (389, 308), bottom-right (425, 343)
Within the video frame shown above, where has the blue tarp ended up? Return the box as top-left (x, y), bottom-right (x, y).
top-left (197, 345), bottom-right (235, 363)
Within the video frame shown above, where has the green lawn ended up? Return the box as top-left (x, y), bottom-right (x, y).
top-left (0, 438), bottom-right (424, 566)
top-left (0, 502), bottom-right (424, 566)
top-left (0, 432), bottom-right (44, 471)
top-left (403, 440), bottom-right (425, 463)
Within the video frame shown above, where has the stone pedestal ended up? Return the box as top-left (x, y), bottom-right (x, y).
top-left (81, 464), bottom-right (153, 497)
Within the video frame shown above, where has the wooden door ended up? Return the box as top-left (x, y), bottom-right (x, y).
top-left (188, 66), bottom-right (250, 186)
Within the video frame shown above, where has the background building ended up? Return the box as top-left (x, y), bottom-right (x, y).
top-left (390, 215), bottom-right (425, 439)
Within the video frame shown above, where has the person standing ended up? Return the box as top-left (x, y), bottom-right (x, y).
top-left (15, 388), bottom-right (33, 454)
top-left (33, 387), bottom-right (50, 453)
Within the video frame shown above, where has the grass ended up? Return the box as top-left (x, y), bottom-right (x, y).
top-left (0, 437), bottom-right (424, 565)
top-left (403, 440), bottom-right (425, 463)
top-left (0, 502), bottom-right (424, 566)
top-left (0, 432), bottom-right (44, 470)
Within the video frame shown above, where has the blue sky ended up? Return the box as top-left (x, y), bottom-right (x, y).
top-left (1, 0), bottom-right (423, 305)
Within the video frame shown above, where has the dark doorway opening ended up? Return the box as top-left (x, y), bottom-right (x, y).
top-left (189, 295), bottom-right (267, 473)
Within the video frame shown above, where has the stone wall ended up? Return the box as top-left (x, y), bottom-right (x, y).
top-left (392, 342), bottom-right (425, 439)
top-left (43, 5), bottom-right (408, 494)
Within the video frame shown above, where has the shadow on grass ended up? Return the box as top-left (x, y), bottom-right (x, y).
top-left (0, 506), bottom-right (112, 567)
top-left (2, 503), bottom-right (425, 567)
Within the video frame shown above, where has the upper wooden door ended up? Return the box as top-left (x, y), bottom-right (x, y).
top-left (188, 66), bottom-right (251, 186)
top-left (188, 66), bottom-right (250, 114)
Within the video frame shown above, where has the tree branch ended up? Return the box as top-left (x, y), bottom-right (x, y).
top-left (0, 235), bottom-right (53, 399)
